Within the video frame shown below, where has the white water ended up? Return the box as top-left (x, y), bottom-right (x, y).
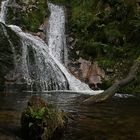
top-left (0, 0), bottom-right (103, 94)
top-left (9, 24), bottom-right (93, 91)
top-left (47, 3), bottom-right (68, 65)
top-left (47, 3), bottom-right (98, 91)
top-left (0, 0), bottom-right (9, 23)
top-left (9, 25), bottom-right (68, 91)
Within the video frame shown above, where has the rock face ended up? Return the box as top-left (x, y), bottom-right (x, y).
top-left (0, 23), bottom-right (31, 92)
top-left (68, 58), bottom-right (105, 89)
top-left (0, 23), bottom-right (21, 91)
top-left (79, 59), bottom-right (105, 89)
top-left (86, 62), bottom-right (105, 87)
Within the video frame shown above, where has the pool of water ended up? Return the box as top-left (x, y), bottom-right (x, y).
top-left (0, 92), bottom-right (140, 140)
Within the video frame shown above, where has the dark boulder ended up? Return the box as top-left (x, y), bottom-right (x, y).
top-left (0, 23), bottom-right (21, 91)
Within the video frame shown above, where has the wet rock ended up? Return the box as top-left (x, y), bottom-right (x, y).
top-left (36, 32), bottom-right (46, 40)
top-left (0, 23), bottom-right (20, 91)
top-left (68, 58), bottom-right (105, 89)
top-left (87, 62), bottom-right (105, 86)
top-left (78, 58), bottom-right (91, 80)
top-left (0, 23), bottom-right (31, 92)
top-left (78, 58), bottom-right (105, 87)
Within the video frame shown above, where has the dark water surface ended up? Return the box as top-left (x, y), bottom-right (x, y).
top-left (0, 92), bottom-right (140, 140)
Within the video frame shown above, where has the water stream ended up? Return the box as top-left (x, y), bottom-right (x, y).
top-left (0, 0), bottom-right (9, 23)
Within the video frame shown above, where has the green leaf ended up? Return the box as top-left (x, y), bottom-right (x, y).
top-left (29, 122), bottom-right (33, 128)
top-left (28, 107), bottom-right (35, 117)
top-left (38, 107), bottom-right (46, 117)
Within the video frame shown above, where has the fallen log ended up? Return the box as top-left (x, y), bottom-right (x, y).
top-left (83, 57), bottom-right (140, 105)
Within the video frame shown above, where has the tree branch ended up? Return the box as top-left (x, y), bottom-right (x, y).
top-left (83, 58), bottom-right (140, 105)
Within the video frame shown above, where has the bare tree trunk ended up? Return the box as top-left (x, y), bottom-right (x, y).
top-left (83, 58), bottom-right (140, 105)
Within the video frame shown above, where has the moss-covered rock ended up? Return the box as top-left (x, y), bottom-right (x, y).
top-left (21, 96), bottom-right (67, 140)
top-left (0, 23), bottom-right (21, 91)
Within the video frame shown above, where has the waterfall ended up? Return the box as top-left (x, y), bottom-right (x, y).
top-left (47, 3), bottom-right (68, 65)
top-left (9, 25), bottom-right (69, 91)
top-left (0, 0), bottom-right (103, 94)
top-left (47, 3), bottom-right (94, 91)
top-left (9, 24), bottom-right (91, 91)
top-left (0, 0), bottom-right (9, 23)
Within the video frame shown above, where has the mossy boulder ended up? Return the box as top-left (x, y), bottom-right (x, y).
top-left (0, 23), bottom-right (21, 91)
top-left (21, 96), bottom-right (67, 140)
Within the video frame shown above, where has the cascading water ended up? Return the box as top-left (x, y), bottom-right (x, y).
top-left (0, 0), bottom-right (9, 23)
top-left (0, 0), bottom-right (103, 94)
top-left (47, 3), bottom-right (68, 65)
top-left (47, 3), bottom-right (94, 91)
top-left (8, 25), bottom-right (69, 91)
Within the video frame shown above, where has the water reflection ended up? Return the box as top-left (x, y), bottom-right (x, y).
top-left (0, 92), bottom-right (140, 140)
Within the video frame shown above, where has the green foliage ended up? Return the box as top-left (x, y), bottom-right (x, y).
top-left (136, 55), bottom-right (140, 62)
top-left (23, 104), bottom-right (59, 129)
top-left (130, 16), bottom-right (140, 27)
top-left (7, 0), bottom-right (47, 32)
top-left (98, 59), bottom-right (115, 69)
top-left (101, 79), bottom-right (113, 89)
top-left (20, 0), bottom-right (47, 32)
top-left (28, 106), bottom-right (46, 120)
top-left (104, 24), bottom-right (122, 42)
top-left (83, 41), bottom-right (108, 57)
top-left (21, 97), bottom-right (67, 140)
top-left (119, 73), bottom-right (140, 93)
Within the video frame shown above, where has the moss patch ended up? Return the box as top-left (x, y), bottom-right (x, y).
top-left (7, 0), bottom-right (48, 32)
